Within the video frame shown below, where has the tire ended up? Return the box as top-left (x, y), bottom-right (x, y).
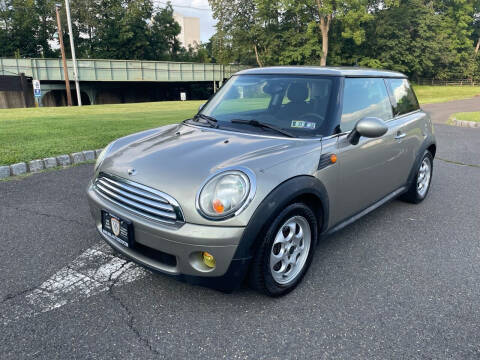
top-left (400, 150), bottom-right (433, 204)
top-left (249, 203), bottom-right (318, 297)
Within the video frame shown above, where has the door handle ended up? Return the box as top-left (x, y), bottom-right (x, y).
top-left (395, 132), bottom-right (406, 140)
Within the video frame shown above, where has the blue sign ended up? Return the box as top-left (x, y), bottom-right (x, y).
top-left (32, 80), bottom-right (41, 97)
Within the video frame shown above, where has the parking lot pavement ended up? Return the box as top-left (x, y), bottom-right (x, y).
top-left (422, 98), bottom-right (480, 168)
top-left (1, 123), bottom-right (479, 359)
top-left (434, 123), bottom-right (480, 167)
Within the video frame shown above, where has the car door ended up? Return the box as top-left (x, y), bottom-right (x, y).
top-left (384, 78), bottom-right (424, 188)
top-left (332, 77), bottom-right (403, 224)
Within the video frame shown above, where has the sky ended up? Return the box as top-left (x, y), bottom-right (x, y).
top-left (154, 0), bottom-right (216, 43)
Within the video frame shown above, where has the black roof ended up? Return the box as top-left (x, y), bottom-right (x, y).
top-left (236, 66), bottom-right (407, 78)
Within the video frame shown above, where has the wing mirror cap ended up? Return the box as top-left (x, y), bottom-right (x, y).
top-left (347, 117), bottom-right (388, 145)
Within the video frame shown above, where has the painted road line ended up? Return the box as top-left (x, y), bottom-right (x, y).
top-left (1, 242), bottom-right (148, 325)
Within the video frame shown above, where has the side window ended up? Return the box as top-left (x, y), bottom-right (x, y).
top-left (340, 78), bottom-right (393, 132)
top-left (387, 78), bottom-right (420, 116)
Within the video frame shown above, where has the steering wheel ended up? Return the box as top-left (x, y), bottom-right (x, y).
top-left (298, 113), bottom-right (325, 122)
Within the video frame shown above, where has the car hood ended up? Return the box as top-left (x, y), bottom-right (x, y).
top-left (99, 123), bottom-right (322, 225)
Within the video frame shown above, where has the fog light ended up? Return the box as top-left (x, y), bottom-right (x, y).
top-left (202, 251), bottom-right (216, 268)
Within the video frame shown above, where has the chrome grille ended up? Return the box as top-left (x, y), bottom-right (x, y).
top-left (94, 173), bottom-right (184, 225)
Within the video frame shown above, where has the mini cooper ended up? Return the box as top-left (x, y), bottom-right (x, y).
top-left (87, 67), bottom-right (436, 296)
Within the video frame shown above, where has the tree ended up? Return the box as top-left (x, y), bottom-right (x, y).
top-left (210, 0), bottom-right (395, 66)
top-left (357, 0), bottom-right (477, 79)
top-left (177, 43), bottom-right (212, 63)
top-left (69, 0), bottom-right (99, 57)
top-left (35, 0), bottom-right (56, 57)
top-left (209, 0), bottom-right (277, 66)
top-left (94, 0), bottom-right (151, 59)
top-left (434, 0), bottom-right (478, 77)
top-left (0, 0), bottom-right (202, 61)
top-left (0, 0), bottom-right (14, 57)
top-left (147, 2), bottom-right (182, 60)
top-left (276, 4), bottom-right (323, 64)
top-left (7, 0), bottom-right (40, 57)
top-left (281, 0), bottom-right (380, 66)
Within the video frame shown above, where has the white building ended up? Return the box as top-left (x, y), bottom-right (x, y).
top-left (173, 12), bottom-right (200, 49)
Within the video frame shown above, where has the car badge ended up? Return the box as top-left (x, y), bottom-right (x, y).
top-left (111, 218), bottom-right (121, 237)
top-left (127, 168), bottom-right (136, 176)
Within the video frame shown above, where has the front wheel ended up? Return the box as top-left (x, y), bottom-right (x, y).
top-left (400, 150), bottom-right (433, 204)
top-left (249, 203), bottom-right (318, 297)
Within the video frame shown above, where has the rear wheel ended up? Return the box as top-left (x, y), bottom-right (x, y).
top-left (401, 150), bottom-right (433, 204)
top-left (249, 203), bottom-right (318, 297)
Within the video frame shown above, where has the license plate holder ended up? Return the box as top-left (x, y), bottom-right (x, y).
top-left (101, 210), bottom-right (134, 248)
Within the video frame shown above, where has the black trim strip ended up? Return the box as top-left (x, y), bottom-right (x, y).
top-left (317, 153), bottom-right (335, 170)
top-left (325, 186), bottom-right (406, 236)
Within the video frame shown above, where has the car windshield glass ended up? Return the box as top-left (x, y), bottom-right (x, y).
top-left (197, 74), bottom-right (336, 138)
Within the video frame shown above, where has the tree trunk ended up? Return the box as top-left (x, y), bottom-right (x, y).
top-left (316, 0), bottom-right (331, 67)
top-left (475, 37), bottom-right (480, 56)
top-left (254, 44), bottom-right (263, 67)
top-left (89, 26), bottom-right (93, 55)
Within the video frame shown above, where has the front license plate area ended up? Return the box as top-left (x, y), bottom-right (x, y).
top-left (101, 210), bottom-right (133, 248)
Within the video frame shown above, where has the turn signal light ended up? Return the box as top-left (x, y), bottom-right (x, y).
top-left (202, 252), bottom-right (216, 268)
top-left (212, 199), bottom-right (224, 214)
top-left (330, 154), bottom-right (337, 164)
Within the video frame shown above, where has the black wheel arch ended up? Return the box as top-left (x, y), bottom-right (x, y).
top-left (406, 137), bottom-right (436, 186)
top-left (233, 175), bottom-right (329, 260)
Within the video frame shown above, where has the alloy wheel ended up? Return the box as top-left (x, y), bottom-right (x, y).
top-left (417, 157), bottom-right (432, 198)
top-left (269, 216), bottom-right (312, 285)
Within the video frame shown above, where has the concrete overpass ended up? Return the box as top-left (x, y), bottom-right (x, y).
top-left (0, 58), bottom-right (248, 106)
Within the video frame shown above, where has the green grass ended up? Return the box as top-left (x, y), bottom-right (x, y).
top-left (413, 85), bottom-right (480, 104)
top-left (450, 111), bottom-right (480, 122)
top-left (0, 101), bottom-right (202, 165)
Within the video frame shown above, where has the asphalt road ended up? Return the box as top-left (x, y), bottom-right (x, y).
top-left (422, 97), bottom-right (480, 124)
top-left (1, 101), bottom-right (479, 359)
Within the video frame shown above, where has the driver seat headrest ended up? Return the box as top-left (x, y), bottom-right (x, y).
top-left (287, 83), bottom-right (309, 103)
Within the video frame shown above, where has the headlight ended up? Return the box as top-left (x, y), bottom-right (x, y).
top-left (196, 168), bottom-right (255, 220)
top-left (94, 141), bottom-right (114, 172)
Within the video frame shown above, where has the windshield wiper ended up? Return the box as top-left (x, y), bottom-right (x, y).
top-left (193, 113), bottom-right (218, 128)
top-left (230, 119), bottom-right (295, 138)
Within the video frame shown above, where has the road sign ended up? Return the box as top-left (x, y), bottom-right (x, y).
top-left (32, 80), bottom-right (42, 97)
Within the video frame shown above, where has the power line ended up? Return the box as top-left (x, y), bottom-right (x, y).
top-left (156, 1), bottom-right (211, 11)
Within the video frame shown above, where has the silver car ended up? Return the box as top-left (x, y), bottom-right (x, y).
top-left (87, 67), bottom-right (436, 296)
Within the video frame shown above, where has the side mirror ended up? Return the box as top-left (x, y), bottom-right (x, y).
top-left (347, 117), bottom-right (388, 145)
top-left (198, 103), bottom-right (206, 111)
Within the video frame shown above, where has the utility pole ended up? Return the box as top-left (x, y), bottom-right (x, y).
top-left (55, 4), bottom-right (72, 106)
top-left (65, 0), bottom-right (81, 106)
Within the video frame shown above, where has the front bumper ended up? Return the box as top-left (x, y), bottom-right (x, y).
top-left (87, 182), bottom-right (249, 285)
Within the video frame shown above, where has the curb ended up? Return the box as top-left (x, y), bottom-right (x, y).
top-left (452, 118), bottom-right (480, 128)
top-left (0, 149), bottom-right (103, 180)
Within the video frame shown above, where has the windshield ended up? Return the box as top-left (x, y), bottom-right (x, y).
top-left (197, 74), bottom-right (338, 138)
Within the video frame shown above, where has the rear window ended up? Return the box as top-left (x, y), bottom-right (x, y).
top-left (340, 78), bottom-right (393, 132)
top-left (387, 79), bottom-right (420, 116)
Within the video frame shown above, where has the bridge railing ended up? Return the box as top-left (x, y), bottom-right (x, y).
top-left (0, 58), bottom-right (249, 82)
